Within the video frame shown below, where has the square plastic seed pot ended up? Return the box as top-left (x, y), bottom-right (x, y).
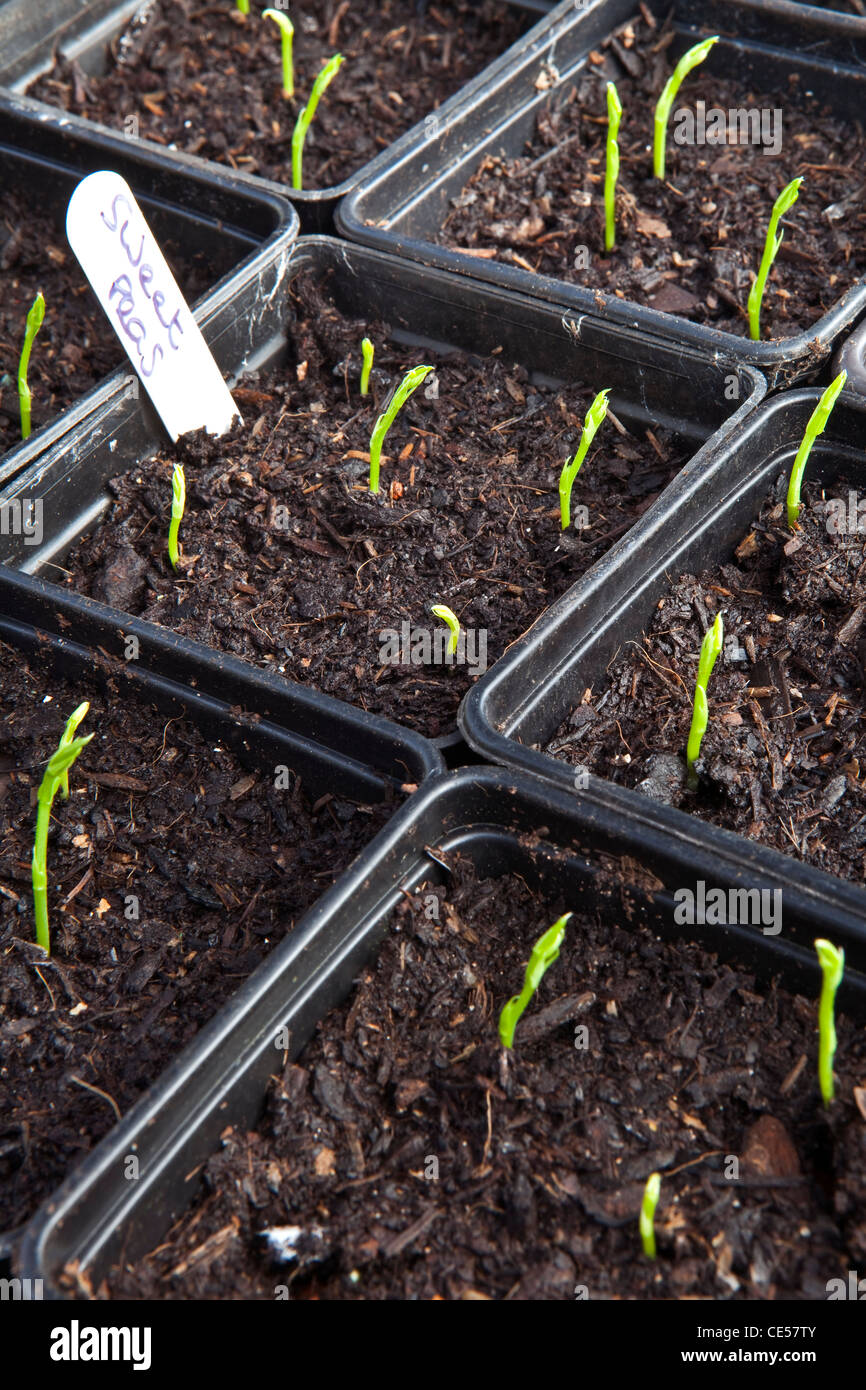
top-left (1, 0), bottom-right (544, 235)
top-left (461, 384), bottom-right (866, 922)
top-left (0, 92), bottom-right (297, 483)
top-left (0, 236), bottom-right (765, 746)
top-left (0, 559), bottom-right (442, 1252)
top-left (14, 764), bottom-right (866, 1297)
top-left (338, 0), bottom-right (866, 387)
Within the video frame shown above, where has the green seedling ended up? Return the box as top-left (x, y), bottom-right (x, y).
top-left (604, 82), bottom-right (622, 254)
top-left (559, 388), bottom-right (610, 530)
top-left (57, 701), bottom-right (90, 801)
top-left (32, 718), bottom-right (94, 954)
top-left (653, 36), bottom-right (718, 180)
top-left (18, 291), bottom-right (46, 441)
top-left (430, 604), bottom-right (460, 658)
top-left (640, 1172), bottom-right (661, 1259)
top-left (686, 611), bottom-right (723, 790)
top-left (292, 53), bottom-right (344, 190)
top-left (498, 913), bottom-right (571, 1050)
top-left (263, 9), bottom-right (294, 99)
top-left (815, 938), bottom-right (844, 1107)
top-left (360, 337), bottom-right (374, 396)
top-left (168, 463), bottom-right (186, 570)
top-left (236, 1), bottom-right (249, 14)
top-left (786, 370), bottom-right (847, 530)
top-left (747, 177), bottom-right (803, 341)
top-left (369, 363), bottom-right (433, 493)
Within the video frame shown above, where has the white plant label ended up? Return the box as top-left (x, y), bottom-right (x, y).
top-left (66, 170), bottom-right (240, 440)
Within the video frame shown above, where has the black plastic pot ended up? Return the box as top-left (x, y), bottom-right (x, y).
top-left (0, 91), bottom-right (298, 481)
top-left (460, 383), bottom-right (866, 920)
top-left (0, 236), bottom-right (766, 748)
top-left (833, 316), bottom-right (866, 396)
top-left (0, 559), bottom-right (442, 1261)
top-left (14, 762), bottom-right (866, 1296)
top-left (338, 0), bottom-right (866, 388)
top-left (0, 0), bottom-right (543, 237)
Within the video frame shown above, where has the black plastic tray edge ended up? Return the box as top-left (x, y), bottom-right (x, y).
top-left (336, 0), bottom-right (866, 388)
top-left (459, 383), bottom-right (866, 922)
top-left (14, 761), bottom-right (866, 1296)
top-left (833, 316), bottom-right (866, 395)
top-left (0, 1), bottom-right (549, 236)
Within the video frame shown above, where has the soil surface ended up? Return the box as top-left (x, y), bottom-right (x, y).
top-left (547, 473), bottom-right (866, 883)
top-left (0, 190), bottom-right (232, 457)
top-left (103, 853), bottom-right (866, 1300)
top-left (57, 272), bottom-right (690, 737)
top-left (28, 0), bottom-right (528, 191)
top-left (0, 641), bottom-right (391, 1233)
top-left (439, 12), bottom-right (866, 339)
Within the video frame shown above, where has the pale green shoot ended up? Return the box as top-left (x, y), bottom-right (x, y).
top-left (748, 177), bottom-right (803, 341)
top-left (653, 37), bottom-right (718, 180)
top-left (498, 913), bottom-right (571, 1050)
top-left (605, 82), bottom-right (622, 254)
top-left (815, 939), bottom-right (844, 1107)
top-left (19, 291), bottom-right (46, 441)
top-left (360, 337), bottom-right (374, 396)
top-left (686, 612), bottom-right (723, 790)
top-left (32, 724), bottom-right (94, 954)
top-left (292, 53), bottom-right (344, 190)
top-left (168, 463), bottom-right (186, 570)
top-left (431, 604), bottom-right (460, 658)
top-left (640, 1172), bottom-right (661, 1258)
top-left (263, 9), bottom-right (294, 98)
top-left (559, 388), bottom-right (610, 530)
top-left (369, 364), bottom-right (433, 493)
top-left (57, 701), bottom-right (90, 801)
top-left (786, 370), bottom-right (846, 530)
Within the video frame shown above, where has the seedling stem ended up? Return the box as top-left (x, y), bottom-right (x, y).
top-left (32, 720), bottom-right (94, 954)
top-left (686, 611), bottom-right (723, 790)
top-left (263, 9), bottom-right (294, 98)
top-left (815, 939), bottom-right (844, 1106)
top-left (360, 337), bottom-right (374, 396)
top-left (292, 53), bottom-right (344, 190)
top-left (168, 463), bottom-right (186, 570)
top-left (18, 291), bottom-right (46, 441)
top-left (559, 388), bottom-right (610, 530)
top-left (430, 604), bottom-right (460, 658)
top-left (369, 364), bottom-right (433, 493)
top-left (498, 913), bottom-right (571, 1049)
top-left (786, 370), bottom-right (846, 530)
top-left (640, 1172), bottom-right (661, 1259)
top-left (653, 37), bottom-right (718, 180)
top-left (748, 178), bottom-right (803, 341)
top-left (604, 82), bottom-right (622, 254)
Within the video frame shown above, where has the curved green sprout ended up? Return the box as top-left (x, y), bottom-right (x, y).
top-left (360, 337), bottom-right (374, 396)
top-left (369, 364), bottom-right (433, 493)
top-left (653, 36), bottom-right (718, 180)
top-left (57, 700), bottom-right (90, 801)
top-left (236, 0), bottom-right (249, 13)
top-left (168, 463), bottom-right (186, 570)
top-left (640, 1172), bottom-right (661, 1259)
top-left (18, 291), bottom-right (46, 441)
top-left (263, 9), bottom-right (294, 99)
top-left (431, 604), bottom-right (460, 658)
top-left (748, 177), bottom-right (803, 341)
top-left (604, 82), bottom-right (622, 254)
top-left (815, 939), bottom-right (844, 1107)
top-left (559, 388), bottom-right (610, 530)
top-left (786, 370), bottom-right (846, 530)
top-left (498, 913), bottom-right (571, 1050)
top-left (686, 611), bottom-right (723, 790)
top-left (32, 718), bottom-right (94, 954)
top-left (292, 53), bottom-right (344, 190)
